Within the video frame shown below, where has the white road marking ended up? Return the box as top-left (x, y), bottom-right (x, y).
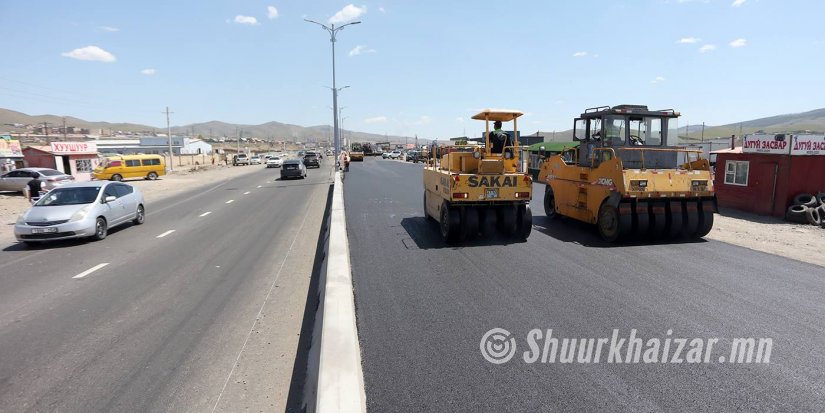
top-left (243, 191), bottom-right (251, 195)
top-left (257, 185), bottom-right (262, 188)
top-left (72, 263), bottom-right (109, 279)
top-left (225, 199), bottom-right (234, 204)
top-left (156, 230), bottom-right (176, 238)
top-left (199, 211), bottom-right (212, 217)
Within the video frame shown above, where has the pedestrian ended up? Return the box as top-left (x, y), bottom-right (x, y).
top-left (25, 174), bottom-right (44, 202)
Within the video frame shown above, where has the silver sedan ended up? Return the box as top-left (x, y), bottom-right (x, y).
top-left (0, 168), bottom-right (74, 192)
top-left (14, 181), bottom-right (145, 245)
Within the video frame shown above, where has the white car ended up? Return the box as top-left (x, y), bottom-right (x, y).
top-left (266, 156), bottom-right (283, 168)
top-left (15, 181), bottom-right (145, 245)
top-left (250, 156), bottom-right (262, 165)
top-left (389, 151), bottom-right (402, 159)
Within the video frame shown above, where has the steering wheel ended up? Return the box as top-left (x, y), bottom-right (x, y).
top-left (629, 134), bottom-right (643, 145)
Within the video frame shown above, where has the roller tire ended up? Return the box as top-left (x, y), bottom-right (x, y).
top-left (461, 207), bottom-right (480, 240)
top-left (544, 188), bottom-right (558, 219)
top-left (635, 202), bottom-right (650, 237)
top-left (650, 203), bottom-right (667, 239)
top-left (424, 193), bottom-right (434, 221)
top-left (682, 201), bottom-right (700, 239)
top-left (598, 203), bottom-right (621, 243)
top-left (666, 201), bottom-right (684, 239)
top-left (805, 205), bottom-right (822, 226)
top-left (498, 206), bottom-right (517, 236)
top-left (695, 200), bottom-right (714, 238)
top-left (480, 207), bottom-right (497, 236)
top-left (439, 202), bottom-right (461, 244)
top-left (785, 204), bottom-right (809, 224)
top-left (516, 204), bottom-right (532, 240)
top-left (794, 193), bottom-right (817, 208)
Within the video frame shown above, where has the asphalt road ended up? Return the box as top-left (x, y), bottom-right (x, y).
top-left (345, 156), bottom-right (825, 412)
top-left (0, 163), bottom-right (333, 412)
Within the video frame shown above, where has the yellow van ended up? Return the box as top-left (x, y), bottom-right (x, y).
top-left (93, 154), bottom-right (166, 181)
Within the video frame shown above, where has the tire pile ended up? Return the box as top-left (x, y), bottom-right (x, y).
top-left (786, 193), bottom-right (825, 228)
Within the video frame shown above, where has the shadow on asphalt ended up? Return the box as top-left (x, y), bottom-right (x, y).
top-left (532, 216), bottom-right (708, 248)
top-left (2, 223), bottom-right (134, 252)
top-left (399, 216), bottom-right (528, 249)
top-left (284, 182), bottom-right (334, 412)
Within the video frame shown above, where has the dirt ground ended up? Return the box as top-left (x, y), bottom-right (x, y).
top-left (706, 208), bottom-right (825, 268)
top-left (0, 163), bottom-right (273, 244)
top-left (2, 168), bottom-right (824, 267)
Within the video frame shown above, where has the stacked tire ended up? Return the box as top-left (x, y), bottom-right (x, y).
top-left (786, 193), bottom-right (825, 228)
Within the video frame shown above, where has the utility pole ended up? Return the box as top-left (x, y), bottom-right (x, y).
top-left (43, 122), bottom-right (50, 138)
top-left (701, 122), bottom-right (705, 143)
top-left (62, 117), bottom-right (67, 141)
top-left (164, 107), bottom-right (174, 171)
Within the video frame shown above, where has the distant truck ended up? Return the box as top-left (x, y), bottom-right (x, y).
top-left (350, 143), bottom-right (365, 161)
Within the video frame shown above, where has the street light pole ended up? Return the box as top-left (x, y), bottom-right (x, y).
top-left (305, 18), bottom-right (361, 166)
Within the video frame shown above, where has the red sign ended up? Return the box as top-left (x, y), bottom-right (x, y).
top-left (50, 142), bottom-right (97, 154)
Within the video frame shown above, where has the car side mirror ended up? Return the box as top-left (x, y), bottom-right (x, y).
top-left (103, 195), bottom-right (116, 203)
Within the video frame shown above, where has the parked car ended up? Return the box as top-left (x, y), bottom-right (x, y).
top-left (92, 154), bottom-right (166, 181)
top-left (250, 155), bottom-right (262, 165)
top-left (389, 150), bottom-right (402, 159)
top-left (14, 181), bottom-right (145, 245)
top-left (382, 152), bottom-right (391, 159)
top-left (233, 154), bottom-right (250, 166)
top-left (266, 156), bottom-right (283, 168)
top-left (406, 151), bottom-right (419, 162)
top-left (303, 153), bottom-right (321, 168)
top-left (0, 168), bottom-right (75, 192)
top-left (280, 159), bottom-right (307, 179)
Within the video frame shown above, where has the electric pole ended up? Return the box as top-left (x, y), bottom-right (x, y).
top-left (62, 117), bottom-right (67, 141)
top-left (701, 122), bottom-right (705, 143)
top-left (43, 122), bottom-right (50, 138)
top-left (164, 107), bottom-right (174, 171)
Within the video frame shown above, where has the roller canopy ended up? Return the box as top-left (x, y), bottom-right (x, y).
top-left (471, 109), bottom-right (523, 122)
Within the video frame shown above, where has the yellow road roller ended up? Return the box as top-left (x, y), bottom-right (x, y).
top-left (537, 105), bottom-right (716, 242)
top-left (423, 109), bottom-right (533, 243)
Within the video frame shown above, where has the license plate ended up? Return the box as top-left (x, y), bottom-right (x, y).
top-left (486, 188), bottom-right (499, 199)
top-left (32, 227), bottom-right (58, 234)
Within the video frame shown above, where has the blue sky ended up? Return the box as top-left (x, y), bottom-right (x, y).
top-left (1, 0), bottom-right (823, 138)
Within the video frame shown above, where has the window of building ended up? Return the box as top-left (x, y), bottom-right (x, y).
top-left (724, 160), bottom-right (749, 186)
top-left (75, 159), bottom-right (93, 173)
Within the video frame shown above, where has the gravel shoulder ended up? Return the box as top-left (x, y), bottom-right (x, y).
top-left (0, 164), bottom-right (271, 245)
top-left (706, 208), bottom-right (825, 268)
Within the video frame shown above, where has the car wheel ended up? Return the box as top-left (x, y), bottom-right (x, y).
top-left (93, 217), bottom-right (108, 241)
top-left (133, 205), bottom-right (145, 225)
top-left (147, 172), bottom-right (158, 180)
top-left (111, 174), bottom-right (123, 182)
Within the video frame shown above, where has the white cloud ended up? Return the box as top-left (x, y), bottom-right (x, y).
top-left (456, 117), bottom-right (464, 123)
top-left (731, 0), bottom-right (747, 6)
top-left (699, 44), bottom-right (716, 53)
top-left (572, 51), bottom-right (588, 57)
top-left (364, 116), bottom-right (387, 124)
top-left (329, 4), bottom-right (367, 24)
top-left (141, 68), bottom-right (157, 75)
top-left (651, 76), bottom-right (666, 84)
top-left (379, 7), bottom-right (386, 13)
top-left (677, 37), bottom-right (701, 44)
top-left (729, 38), bottom-right (747, 48)
top-left (267, 6), bottom-right (279, 19)
top-left (415, 115), bottom-right (431, 125)
top-left (61, 45), bottom-right (116, 63)
top-left (234, 15), bottom-right (259, 25)
top-left (349, 45), bottom-right (376, 56)
top-left (99, 26), bottom-right (119, 32)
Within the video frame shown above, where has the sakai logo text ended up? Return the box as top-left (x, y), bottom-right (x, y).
top-left (467, 176), bottom-right (518, 188)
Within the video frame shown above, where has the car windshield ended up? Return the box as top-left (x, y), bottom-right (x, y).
top-left (38, 169), bottom-right (64, 176)
top-left (34, 187), bottom-right (101, 206)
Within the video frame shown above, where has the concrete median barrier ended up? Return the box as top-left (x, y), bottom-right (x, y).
top-left (303, 170), bottom-right (367, 413)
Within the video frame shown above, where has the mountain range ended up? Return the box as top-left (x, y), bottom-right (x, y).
top-left (2, 107), bottom-right (824, 144)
